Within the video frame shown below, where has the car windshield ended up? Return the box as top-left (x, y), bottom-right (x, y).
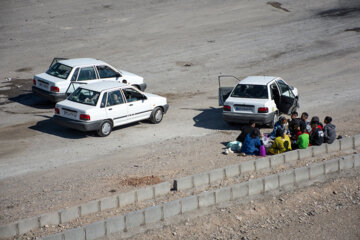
top-left (68, 88), bottom-right (100, 106)
top-left (230, 84), bottom-right (268, 99)
top-left (46, 62), bottom-right (72, 79)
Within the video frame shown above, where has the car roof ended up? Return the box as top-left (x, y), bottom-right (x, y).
top-left (239, 76), bottom-right (279, 85)
top-left (59, 58), bottom-right (107, 67)
top-left (80, 81), bottom-right (129, 92)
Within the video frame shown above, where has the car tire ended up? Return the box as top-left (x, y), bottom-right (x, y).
top-left (268, 112), bottom-right (279, 128)
top-left (150, 107), bottom-right (163, 124)
top-left (97, 120), bottom-right (112, 137)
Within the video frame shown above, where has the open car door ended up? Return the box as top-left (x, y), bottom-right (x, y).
top-left (49, 57), bottom-right (68, 68)
top-left (218, 75), bottom-right (240, 106)
top-left (276, 80), bottom-right (298, 115)
top-left (65, 82), bottom-right (88, 97)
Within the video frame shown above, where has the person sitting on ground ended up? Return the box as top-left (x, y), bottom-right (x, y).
top-left (300, 112), bottom-right (311, 133)
top-left (290, 123), bottom-right (301, 144)
top-left (240, 128), bottom-right (263, 156)
top-left (269, 116), bottom-right (287, 139)
top-left (323, 116), bottom-right (336, 144)
top-left (268, 129), bottom-right (292, 154)
top-left (288, 111), bottom-right (300, 137)
top-left (236, 120), bottom-right (258, 143)
top-left (296, 124), bottom-right (310, 149)
top-left (309, 116), bottom-right (324, 146)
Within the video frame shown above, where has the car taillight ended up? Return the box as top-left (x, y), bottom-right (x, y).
top-left (258, 107), bottom-right (269, 113)
top-left (55, 107), bottom-right (60, 114)
top-left (223, 105), bottom-right (231, 111)
top-left (80, 114), bottom-right (90, 121)
top-left (50, 86), bottom-right (60, 92)
top-left (33, 79), bottom-right (36, 85)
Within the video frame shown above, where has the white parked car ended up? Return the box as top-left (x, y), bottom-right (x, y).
top-left (53, 81), bottom-right (168, 137)
top-left (218, 75), bottom-right (299, 127)
top-left (32, 58), bottom-right (146, 102)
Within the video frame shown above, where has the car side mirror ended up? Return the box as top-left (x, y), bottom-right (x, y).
top-left (115, 73), bottom-right (121, 78)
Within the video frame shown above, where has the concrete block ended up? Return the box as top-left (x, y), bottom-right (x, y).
top-left (100, 196), bottom-right (118, 211)
top-left (284, 150), bottom-right (299, 164)
top-left (299, 147), bottom-right (313, 159)
top-left (355, 154), bottom-right (360, 168)
top-left (18, 216), bottom-right (39, 234)
top-left (325, 158), bottom-right (339, 174)
top-left (255, 157), bottom-right (270, 171)
top-left (264, 174), bottom-right (279, 191)
top-left (60, 206), bottom-right (79, 223)
top-left (193, 172), bottom-right (210, 188)
top-left (42, 232), bottom-right (64, 240)
top-left (240, 160), bottom-right (255, 174)
top-left (85, 221), bottom-right (105, 240)
top-left (279, 170), bottom-right (295, 187)
top-left (198, 191), bottom-right (216, 208)
top-left (0, 223), bottom-right (17, 238)
top-left (163, 200), bottom-right (181, 219)
top-left (248, 178), bottom-right (264, 195)
top-left (215, 187), bottom-right (231, 203)
top-left (224, 164), bottom-right (241, 178)
top-left (181, 195), bottom-right (198, 213)
top-left (80, 200), bottom-right (99, 216)
top-left (174, 176), bottom-right (193, 191)
top-left (327, 140), bottom-right (340, 153)
top-left (209, 168), bottom-right (225, 185)
top-left (340, 155), bottom-right (354, 170)
top-left (231, 182), bottom-right (248, 199)
top-left (313, 144), bottom-right (327, 157)
top-left (354, 134), bottom-right (360, 147)
top-left (295, 167), bottom-right (309, 183)
top-left (309, 163), bottom-right (325, 179)
top-left (340, 137), bottom-right (354, 150)
top-left (106, 215), bottom-right (125, 235)
top-left (136, 187), bottom-right (154, 202)
top-left (270, 154), bottom-right (285, 167)
top-left (63, 227), bottom-right (85, 240)
top-left (154, 182), bottom-right (171, 197)
top-left (40, 212), bottom-right (60, 226)
top-left (118, 191), bottom-right (136, 207)
top-left (144, 205), bottom-right (162, 224)
top-left (125, 210), bottom-right (144, 230)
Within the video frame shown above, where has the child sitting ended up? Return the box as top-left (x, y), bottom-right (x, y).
top-left (288, 111), bottom-right (300, 137)
top-left (323, 116), bottom-right (336, 144)
top-left (296, 124), bottom-right (310, 149)
top-left (309, 116), bottom-right (324, 146)
top-left (269, 116), bottom-right (287, 139)
top-left (240, 128), bottom-right (263, 156)
top-left (268, 129), bottom-right (292, 154)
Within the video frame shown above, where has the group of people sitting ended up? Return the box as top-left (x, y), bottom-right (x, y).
top-left (233, 112), bottom-right (337, 156)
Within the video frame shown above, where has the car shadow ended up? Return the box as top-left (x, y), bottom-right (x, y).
top-left (8, 92), bottom-right (55, 109)
top-left (184, 107), bottom-right (243, 131)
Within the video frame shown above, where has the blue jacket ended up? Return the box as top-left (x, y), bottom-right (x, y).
top-left (240, 133), bottom-right (262, 155)
top-left (269, 121), bottom-right (286, 139)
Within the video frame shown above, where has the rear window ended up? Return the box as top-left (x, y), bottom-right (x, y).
top-left (230, 84), bottom-right (268, 99)
top-left (46, 62), bottom-right (72, 79)
top-left (68, 88), bottom-right (100, 106)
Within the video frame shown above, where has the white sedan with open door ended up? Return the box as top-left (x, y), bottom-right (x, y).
top-left (218, 75), bottom-right (299, 127)
top-left (53, 81), bottom-right (168, 137)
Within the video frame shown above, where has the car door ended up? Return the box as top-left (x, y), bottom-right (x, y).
top-left (218, 75), bottom-right (241, 106)
top-left (95, 65), bottom-right (122, 82)
top-left (276, 80), bottom-right (297, 115)
top-left (122, 87), bottom-right (152, 122)
top-left (105, 90), bottom-right (129, 126)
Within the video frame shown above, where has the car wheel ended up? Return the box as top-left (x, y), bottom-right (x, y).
top-left (150, 107), bottom-right (163, 124)
top-left (97, 120), bottom-right (112, 137)
top-left (269, 112), bottom-right (279, 128)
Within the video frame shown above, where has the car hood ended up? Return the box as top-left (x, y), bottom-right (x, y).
top-left (35, 72), bottom-right (67, 83)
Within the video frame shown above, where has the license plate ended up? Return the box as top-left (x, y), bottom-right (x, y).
top-left (235, 106), bottom-right (252, 111)
top-left (63, 110), bottom-right (77, 118)
top-left (38, 81), bottom-right (48, 89)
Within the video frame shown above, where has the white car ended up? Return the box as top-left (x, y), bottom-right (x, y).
top-left (53, 81), bottom-right (168, 137)
top-left (32, 58), bottom-right (146, 102)
top-left (219, 75), bottom-right (299, 127)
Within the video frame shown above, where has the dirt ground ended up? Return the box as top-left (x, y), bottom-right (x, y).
top-left (131, 174), bottom-right (360, 240)
top-left (1, 0), bottom-right (360, 237)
